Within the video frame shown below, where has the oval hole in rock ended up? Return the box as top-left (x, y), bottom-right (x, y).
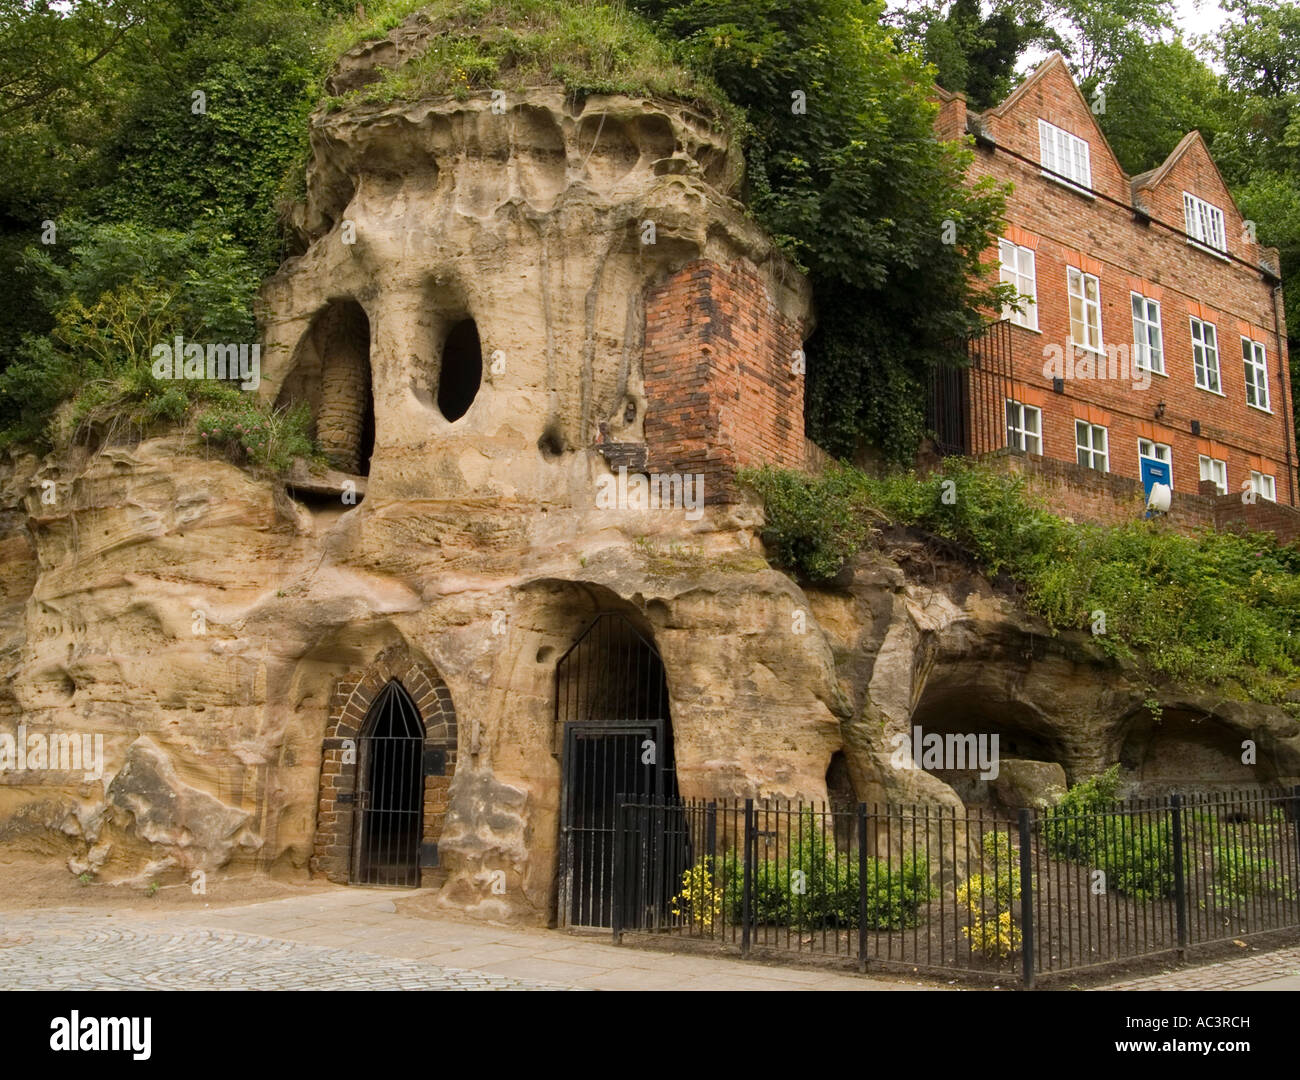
top-left (439, 318), bottom-right (482, 422)
top-left (538, 423), bottom-right (566, 459)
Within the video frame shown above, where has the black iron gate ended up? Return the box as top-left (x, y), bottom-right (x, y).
top-left (556, 613), bottom-right (682, 927)
top-left (927, 318), bottom-right (1015, 457)
top-left (351, 680), bottom-right (425, 887)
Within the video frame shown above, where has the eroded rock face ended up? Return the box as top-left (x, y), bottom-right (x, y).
top-left (263, 80), bottom-right (801, 510)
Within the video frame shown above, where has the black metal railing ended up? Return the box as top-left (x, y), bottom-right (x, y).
top-left (612, 789), bottom-right (1300, 986)
top-left (927, 319), bottom-right (1015, 457)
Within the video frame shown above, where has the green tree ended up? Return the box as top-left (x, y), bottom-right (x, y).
top-left (1209, 0), bottom-right (1300, 447)
top-left (1091, 39), bottom-right (1225, 175)
top-left (888, 0), bottom-right (1061, 109)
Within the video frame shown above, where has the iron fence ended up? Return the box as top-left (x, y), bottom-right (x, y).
top-left (927, 318), bottom-right (1015, 457)
top-left (612, 789), bottom-right (1300, 986)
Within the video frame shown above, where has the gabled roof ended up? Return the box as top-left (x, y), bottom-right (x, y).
top-left (1130, 129), bottom-right (1246, 224)
top-left (975, 53), bottom-right (1128, 175)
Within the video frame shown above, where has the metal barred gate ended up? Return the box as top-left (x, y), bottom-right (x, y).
top-left (351, 680), bottom-right (425, 887)
top-left (556, 613), bottom-right (682, 927)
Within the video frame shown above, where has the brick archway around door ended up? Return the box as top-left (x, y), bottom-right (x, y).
top-left (311, 645), bottom-right (458, 885)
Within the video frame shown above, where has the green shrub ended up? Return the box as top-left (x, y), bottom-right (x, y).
top-left (1041, 765), bottom-right (1123, 862)
top-left (194, 391), bottom-right (316, 474)
top-left (740, 465), bottom-right (872, 581)
top-left (1097, 818), bottom-right (1175, 901)
top-left (719, 810), bottom-right (933, 930)
top-left (1041, 769), bottom-right (1175, 900)
top-left (1210, 839), bottom-right (1292, 907)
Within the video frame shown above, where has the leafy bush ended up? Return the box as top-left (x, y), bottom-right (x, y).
top-left (670, 856), bottom-right (723, 928)
top-left (0, 221), bottom-right (316, 474)
top-left (0, 223), bottom-right (259, 449)
top-left (1097, 818), bottom-right (1175, 901)
top-left (1041, 768), bottom-right (1174, 900)
top-left (740, 465), bottom-right (872, 581)
top-left (720, 810), bottom-right (933, 930)
top-left (194, 390), bottom-right (316, 473)
top-left (957, 832), bottom-right (1022, 911)
top-left (961, 908), bottom-right (1021, 958)
top-left (957, 830), bottom-right (1023, 957)
top-left (1210, 839), bottom-right (1293, 908)
top-left (1041, 765), bottom-right (1123, 862)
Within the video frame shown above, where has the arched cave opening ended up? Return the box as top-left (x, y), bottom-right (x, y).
top-left (438, 318), bottom-right (482, 423)
top-left (277, 298), bottom-right (374, 476)
top-left (1120, 709), bottom-right (1272, 796)
top-left (908, 682), bottom-right (1065, 809)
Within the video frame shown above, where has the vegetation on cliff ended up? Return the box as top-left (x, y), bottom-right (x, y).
top-left (743, 461), bottom-right (1300, 707)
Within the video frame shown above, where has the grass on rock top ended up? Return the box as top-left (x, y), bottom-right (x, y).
top-left (322, 0), bottom-right (735, 122)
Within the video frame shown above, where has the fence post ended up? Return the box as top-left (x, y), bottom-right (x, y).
top-left (1292, 786), bottom-right (1300, 873)
top-left (612, 799), bottom-right (626, 944)
top-left (706, 800), bottom-right (717, 860)
top-left (742, 797), bottom-right (755, 958)
top-left (1170, 794), bottom-right (1187, 957)
top-left (1018, 808), bottom-right (1035, 989)
top-left (857, 802), bottom-right (869, 973)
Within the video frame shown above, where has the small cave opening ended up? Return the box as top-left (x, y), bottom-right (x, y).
top-left (277, 298), bottom-right (374, 476)
top-left (438, 318), bottom-right (482, 423)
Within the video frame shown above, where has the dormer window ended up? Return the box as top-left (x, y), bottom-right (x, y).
top-left (1038, 119), bottom-right (1092, 193)
top-left (1183, 192), bottom-right (1227, 254)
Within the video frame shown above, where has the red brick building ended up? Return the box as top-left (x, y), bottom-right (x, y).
top-left (934, 54), bottom-right (1298, 510)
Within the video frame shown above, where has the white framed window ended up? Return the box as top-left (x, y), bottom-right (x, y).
top-left (1068, 267), bottom-right (1103, 353)
top-left (1199, 455), bottom-right (1228, 495)
top-left (1038, 119), bottom-right (1092, 192)
top-left (1190, 318), bottom-right (1221, 393)
top-left (1006, 400), bottom-right (1042, 454)
top-left (1183, 192), bottom-right (1227, 254)
top-left (1131, 293), bottom-right (1164, 374)
top-left (1250, 471), bottom-right (1277, 501)
top-left (1242, 337), bottom-right (1270, 411)
top-left (1076, 420), bottom-right (1109, 472)
top-left (999, 240), bottom-right (1038, 330)
top-left (1138, 438), bottom-right (1173, 489)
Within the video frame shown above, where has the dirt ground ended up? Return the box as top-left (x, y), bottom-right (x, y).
top-left (0, 855), bottom-right (333, 913)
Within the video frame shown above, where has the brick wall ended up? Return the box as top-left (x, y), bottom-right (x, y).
top-left (312, 645), bottom-right (458, 886)
top-left (948, 54), bottom-right (1299, 510)
top-left (985, 449), bottom-right (1300, 544)
top-left (642, 259), bottom-right (805, 502)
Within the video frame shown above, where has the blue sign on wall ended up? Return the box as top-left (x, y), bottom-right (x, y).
top-left (1140, 457), bottom-right (1171, 503)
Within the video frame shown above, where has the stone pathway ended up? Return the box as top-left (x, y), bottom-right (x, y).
top-left (0, 912), bottom-right (578, 991)
top-left (1098, 946), bottom-right (1300, 991)
top-left (0, 886), bottom-right (924, 991)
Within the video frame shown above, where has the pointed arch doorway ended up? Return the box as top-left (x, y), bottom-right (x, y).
top-left (351, 680), bottom-right (426, 886)
top-left (555, 612), bottom-right (681, 928)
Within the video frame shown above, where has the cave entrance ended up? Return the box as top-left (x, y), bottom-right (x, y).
top-left (555, 612), bottom-right (681, 928)
top-left (438, 318), bottom-right (482, 423)
top-left (351, 680), bottom-right (425, 887)
top-left (277, 299), bottom-right (374, 476)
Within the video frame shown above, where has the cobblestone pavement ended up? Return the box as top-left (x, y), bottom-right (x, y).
top-left (0, 887), bottom-right (918, 991)
top-left (1099, 946), bottom-right (1300, 991)
top-left (0, 912), bottom-right (576, 991)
